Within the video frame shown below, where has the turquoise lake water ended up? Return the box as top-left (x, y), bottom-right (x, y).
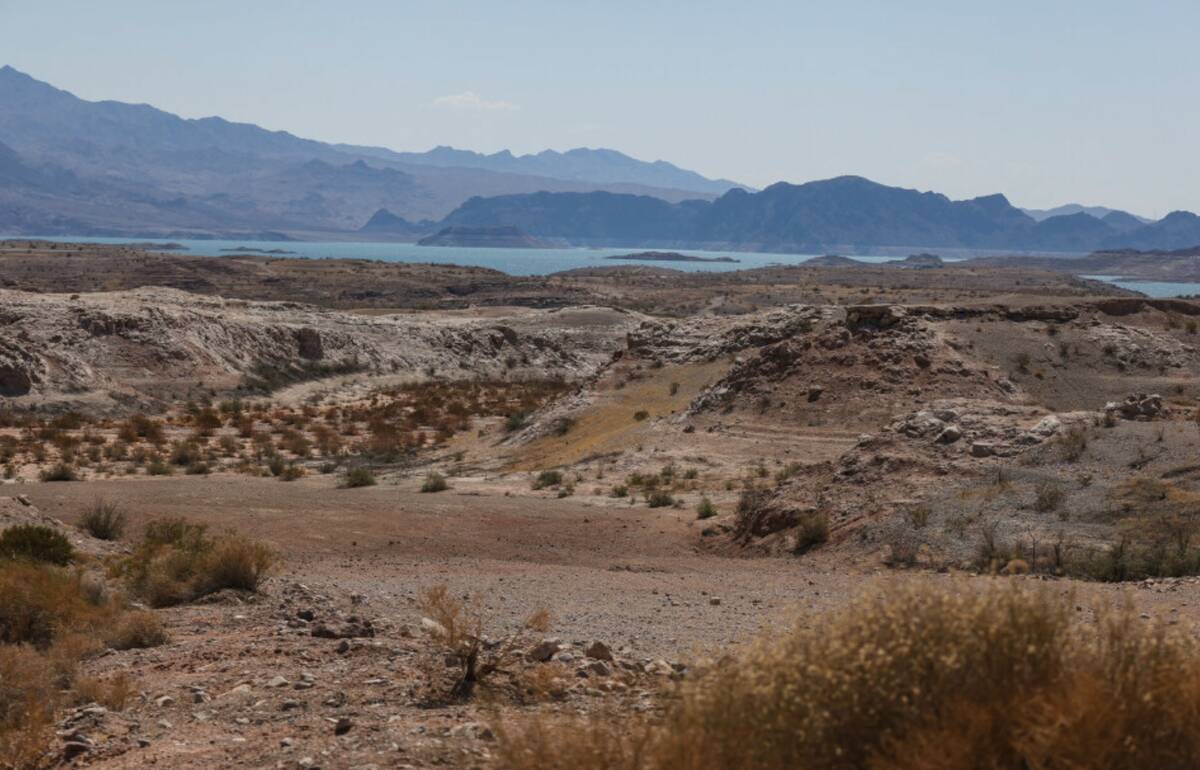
top-left (1080, 276), bottom-right (1200, 299)
top-left (21, 236), bottom-right (905, 276)
top-left (18, 236), bottom-right (1200, 297)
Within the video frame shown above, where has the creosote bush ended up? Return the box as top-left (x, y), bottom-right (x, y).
top-left (532, 470), bottom-right (563, 490)
top-left (646, 490), bottom-right (675, 508)
top-left (341, 466), bottom-right (376, 488)
top-left (39, 462), bottom-right (78, 482)
top-left (794, 512), bottom-right (829, 553)
top-left (0, 525), bottom-right (74, 566)
top-left (497, 582), bottom-right (1200, 770)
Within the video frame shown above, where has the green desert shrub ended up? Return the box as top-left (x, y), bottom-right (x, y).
top-left (341, 466), bottom-right (376, 488)
top-left (532, 470), bottom-right (563, 490)
top-left (39, 463), bottom-right (77, 482)
top-left (421, 472), bottom-right (449, 493)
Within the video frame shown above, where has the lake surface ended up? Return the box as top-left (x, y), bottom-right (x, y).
top-left (20, 236), bottom-right (911, 276)
top-left (1081, 275), bottom-right (1200, 299)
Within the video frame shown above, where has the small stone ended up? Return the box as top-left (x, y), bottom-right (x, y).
top-left (586, 661), bottom-right (612, 677)
top-left (267, 675), bottom-right (290, 688)
top-left (155, 695), bottom-right (175, 707)
top-left (335, 639), bottom-right (350, 654)
top-left (935, 425), bottom-right (962, 444)
top-left (969, 442), bottom-right (994, 458)
top-left (222, 684), bottom-right (253, 699)
top-left (644, 659), bottom-right (674, 676)
top-left (62, 737), bottom-right (92, 760)
top-left (334, 716), bottom-right (353, 736)
top-left (709, 597), bottom-right (721, 606)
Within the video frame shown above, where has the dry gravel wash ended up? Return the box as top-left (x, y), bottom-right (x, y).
top-left (16, 477), bottom-right (1200, 769)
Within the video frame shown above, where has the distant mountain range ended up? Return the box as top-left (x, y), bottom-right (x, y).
top-left (1020, 204), bottom-right (1153, 224)
top-left (0, 66), bottom-right (737, 237)
top-left (1, 65), bottom-right (1198, 253)
top-left (338, 145), bottom-right (745, 197)
top-left (434, 178), bottom-right (1200, 253)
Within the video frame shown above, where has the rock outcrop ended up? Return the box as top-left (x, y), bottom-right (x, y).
top-left (0, 288), bottom-right (602, 411)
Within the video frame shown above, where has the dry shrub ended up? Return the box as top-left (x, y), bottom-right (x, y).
top-left (497, 582), bottom-right (1200, 770)
top-left (106, 610), bottom-right (168, 651)
top-left (124, 518), bottom-right (275, 607)
top-left (419, 584), bottom-right (550, 700)
top-left (71, 672), bottom-right (134, 711)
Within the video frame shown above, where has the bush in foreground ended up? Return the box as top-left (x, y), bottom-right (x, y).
top-left (497, 582), bottom-right (1200, 770)
top-left (0, 559), bottom-right (160, 765)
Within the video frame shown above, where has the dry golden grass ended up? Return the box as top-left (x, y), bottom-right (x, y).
top-left (497, 581), bottom-right (1200, 770)
top-left (511, 361), bottom-right (725, 471)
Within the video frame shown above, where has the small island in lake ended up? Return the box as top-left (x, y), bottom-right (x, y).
top-left (417, 225), bottom-right (551, 248)
top-left (220, 247), bottom-right (297, 255)
top-left (605, 251), bottom-right (740, 263)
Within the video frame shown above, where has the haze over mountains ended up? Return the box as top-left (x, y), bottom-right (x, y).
top-left (0, 66), bottom-right (732, 237)
top-left (1, 65), bottom-right (1198, 253)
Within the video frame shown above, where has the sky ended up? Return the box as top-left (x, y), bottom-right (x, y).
top-left (2, 0), bottom-right (1198, 217)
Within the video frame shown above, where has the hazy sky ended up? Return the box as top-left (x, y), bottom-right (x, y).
top-left (3, 0), bottom-right (1197, 216)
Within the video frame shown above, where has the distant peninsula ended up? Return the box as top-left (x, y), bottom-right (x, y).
top-left (417, 225), bottom-right (551, 249)
top-left (605, 251), bottom-right (740, 263)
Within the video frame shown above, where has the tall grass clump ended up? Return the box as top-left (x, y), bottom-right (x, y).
top-left (497, 581), bottom-right (1200, 770)
top-left (79, 498), bottom-right (126, 541)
